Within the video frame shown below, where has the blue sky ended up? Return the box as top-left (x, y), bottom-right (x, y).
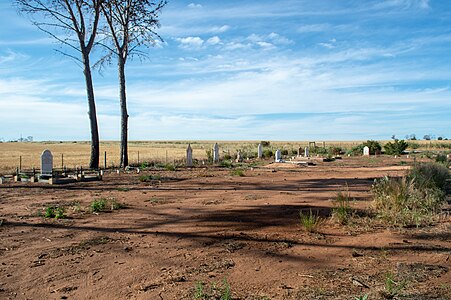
top-left (0, 0), bottom-right (450, 141)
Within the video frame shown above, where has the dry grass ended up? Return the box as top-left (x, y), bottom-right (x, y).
top-left (0, 140), bottom-right (449, 174)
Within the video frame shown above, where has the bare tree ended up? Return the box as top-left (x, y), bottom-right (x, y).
top-left (16, 0), bottom-right (103, 169)
top-left (100, 0), bottom-right (166, 168)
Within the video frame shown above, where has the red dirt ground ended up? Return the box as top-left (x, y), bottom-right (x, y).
top-left (0, 156), bottom-right (450, 299)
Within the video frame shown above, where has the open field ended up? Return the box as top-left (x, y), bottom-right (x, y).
top-left (0, 156), bottom-right (450, 299)
top-left (1, 140), bottom-right (450, 175)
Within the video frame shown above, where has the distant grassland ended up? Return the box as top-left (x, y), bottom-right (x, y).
top-left (0, 140), bottom-right (449, 174)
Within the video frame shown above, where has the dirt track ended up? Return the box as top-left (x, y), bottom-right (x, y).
top-left (0, 157), bottom-right (450, 299)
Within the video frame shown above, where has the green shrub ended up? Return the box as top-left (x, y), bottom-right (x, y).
top-left (363, 140), bottom-right (382, 154)
top-left (262, 149), bottom-right (273, 158)
top-left (44, 206), bottom-right (66, 219)
top-left (435, 153), bottom-right (449, 165)
top-left (220, 160), bottom-right (233, 168)
top-left (139, 174), bottom-right (161, 182)
top-left (408, 162), bottom-right (449, 190)
top-left (90, 198), bottom-right (107, 212)
top-left (230, 169), bottom-right (245, 177)
top-left (260, 141), bottom-right (270, 147)
top-left (223, 153), bottom-right (232, 160)
top-left (299, 209), bottom-right (322, 232)
top-left (206, 149), bottom-right (213, 163)
top-left (384, 139), bottom-right (408, 155)
top-left (328, 146), bottom-right (343, 156)
top-left (346, 144), bottom-right (365, 156)
top-left (281, 149), bottom-right (289, 155)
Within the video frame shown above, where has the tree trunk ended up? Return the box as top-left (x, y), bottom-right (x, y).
top-left (118, 55), bottom-right (128, 168)
top-left (82, 52), bottom-right (100, 169)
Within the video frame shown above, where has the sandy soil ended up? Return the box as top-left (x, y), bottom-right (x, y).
top-left (0, 157), bottom-right (450, 299)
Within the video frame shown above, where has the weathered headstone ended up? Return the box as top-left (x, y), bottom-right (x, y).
top-left (41, 149), bottom-right (53, 176)
top-left (275, 149), bottom-right (282, 162)
top-left (236, 151), bottom-right (243, 162)
top-left (213, 143), bottom-right (219, 163)
top-left (186, 144), bottom-right (193, 167)
top-left (298, 147), bottom-right (302, 157)
top-left (363, 146), bottom-right (370, 156)
top-left (304, 147), bottom-right (309, 157)
top-left (257, 144), bottom-right (263, 159)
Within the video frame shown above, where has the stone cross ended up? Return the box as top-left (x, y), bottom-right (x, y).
top-left (213, 143), bottom-right (219, 163)
top-left (257, 144), bottom-right (263, 159)
top-left (186, 144), bottom-right (193, 167)
top-left (304, 147), bottom-right (309, 157)
top-left (41, 149), bottom-right (53, 176)
top-left (363, 146), bottom-right (370, 156)
top-left (275, 149), bottom-right (282, 162)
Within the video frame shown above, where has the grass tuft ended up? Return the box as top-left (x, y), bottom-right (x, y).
top-left (299, 209), bottom-right (322, 233)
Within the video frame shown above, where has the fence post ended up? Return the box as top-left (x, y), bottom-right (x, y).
top-left (19, 156), bottom-right (22, 172)
top-left (104, 151), bottom-right (107, 169)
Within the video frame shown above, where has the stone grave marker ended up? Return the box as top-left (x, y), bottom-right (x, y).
top-left (275, 149), bottom-right (282, 162)
top-left (236, 151), bottom-right (243, 162)
top-left (258, 144), bottom-right (263, 159)
top-left (213, 143), bottom-right (219, 163)
top-left (186, 144), bottom-right (193, 167)
top-left (304, 147), bottom-right (309, 157)
top-left (363, 146), bottom-right (370, 156)
top-left (41, 149), bottom-right (53, 176)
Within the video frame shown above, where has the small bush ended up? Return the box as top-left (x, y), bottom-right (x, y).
top-left (44, 206), bottom-right (66, 219)
top-left (281, 149), bottom-right (289, 155)
top-left (435, 153), bottom-right (449, 165)
top-left (139, 174), bottom-right (161, 182)
top-left (328, 146), bottom-right (343, 156)
top-left (346, 144), bottom-right (365, 156)
top-left (262, 149), bottom-right (273, 158)
top-left (220, 160), bottom-right (233, 168)
top-left (384, 139), bottom-right (408, 155)
top-left (363, 140), bottom-right (382, 154)
top-left (260, 141), bottom-right (270, 147)
top-left (408, 162), bottom-right (449, 190)
top-left (206, 149), bottom-right (213, 163)
top-left (231, 169), bottom-right (245, 177)
top-left (90, 198), bottom-right (107, 212)
top-left (223, 153), bottom-right (232, 160)
top-left (299, 209), bottom-right (322, 233)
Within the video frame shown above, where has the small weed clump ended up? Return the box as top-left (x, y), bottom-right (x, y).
top-left (332, 190), bottom-right (353, 225)
top-left (90, 198), bottom-right (125, 213)
top-left (139, 174), bottom-right (161, 182)
top-left (220, 160), bottom-right (233, 168)
top-left (230, 169), bottom-right (245, 177)
top-left (90, 198), bottom-right (107, 212)
top-left (194, 278), bottom-right (232, 300)
top-left (299, 209), bottom-right (322, 233)
top-left (380, 272), bottom-right (407, 299)
top-left (43, 206), bottom-right (66, 219)
top-left (372, 162), bottom-right (449, 227)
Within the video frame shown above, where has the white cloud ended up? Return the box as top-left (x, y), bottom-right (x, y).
top-left (176, 36), bottom-right (204, 49)
top-left (297, 24), bottom-right (330, 33)
top-left (187, 3), bottom-right (202, 8)
top-left (209, 25), bottom-right (230, 33)
top-left (206, 36), bottom-right (221, 45)
top-left (257, 41), bottom-right (274, 49)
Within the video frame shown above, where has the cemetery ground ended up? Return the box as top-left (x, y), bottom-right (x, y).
top-left (0, 155), bottom-right (450, 299)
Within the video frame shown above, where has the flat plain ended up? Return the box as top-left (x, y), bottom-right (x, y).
top-left (0, 152), bottom-right (450, 299)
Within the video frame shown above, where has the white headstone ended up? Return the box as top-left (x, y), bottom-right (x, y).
top-left (275, 149), bottom-right (282, 162)
top-left (186, 144), bottom-right (193, 167)
top-left (257, 144), bottom-right (263, 159)
top-left (304, 147), bottom-right (309, 157)
top-left (41, 149), bottom-right (53, 176)
top-left (363, 146), bottom-right (370, 156)
top-left (213, 143), bottom-right (219, 163)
